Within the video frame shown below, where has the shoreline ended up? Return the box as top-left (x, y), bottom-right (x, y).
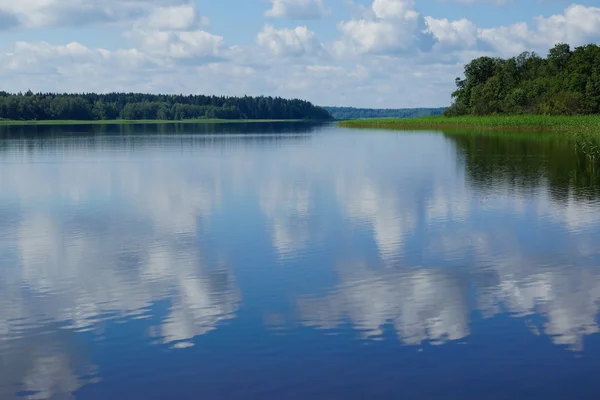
top-left (337, 115), bottom-right (600, 132)
top-left (0, 119), bottom-right (317, 126)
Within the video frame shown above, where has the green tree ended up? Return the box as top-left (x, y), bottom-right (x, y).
top-left (446, 42), bottom-right (600, 116)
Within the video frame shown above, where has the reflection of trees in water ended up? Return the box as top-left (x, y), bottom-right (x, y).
top-left (0, 121), bottom-right (324, 138)
top-left (0, 122), bottom-right (321, 155)
top-left (0, 133), bottom-right (314, 156)
top-left (446, 132), bottom-right (600, 202)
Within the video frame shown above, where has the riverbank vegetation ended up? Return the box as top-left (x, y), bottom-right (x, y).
top-left (338, 115), bottom-right (600, 132)
top-left (339, 43), bottom-right (600, 133)
top-left (0, 92), bottom-right (332, 122)
top-left (323, 106), bottom-right (445, 120)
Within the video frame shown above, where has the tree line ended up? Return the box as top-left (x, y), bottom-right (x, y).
top-left (445, 43), bottom-right (600, 116)
top-left (0, 92), bottom-right (332, 121)
top-left (324, 106), bottom-right (445, 120)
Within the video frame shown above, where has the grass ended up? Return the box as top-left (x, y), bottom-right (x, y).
top-left (0, 118), bottom-right (306, 126)
top-left (337, 115), bottom-right (600, 133)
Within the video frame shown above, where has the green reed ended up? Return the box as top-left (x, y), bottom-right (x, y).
top-left (337, 115), bottom-right (600, 133)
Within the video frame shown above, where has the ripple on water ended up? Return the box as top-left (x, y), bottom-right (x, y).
top-left (1, 126), bottom-right (600, 398)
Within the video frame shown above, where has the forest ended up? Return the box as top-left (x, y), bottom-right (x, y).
top-left (0, 92), bottom-right (332, 121)
top-left (445, 43), bottom-right (600, 116)
top-left (324, 107), bottom-right (445, 120)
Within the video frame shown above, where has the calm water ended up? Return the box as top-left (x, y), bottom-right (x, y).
top-left (1, 122), bottom-right (600, 399)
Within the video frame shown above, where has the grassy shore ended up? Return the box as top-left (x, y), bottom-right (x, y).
top-left (0, 118), bottom-right (306, 126)
top-left (337, 115), bottom-right (600, 133)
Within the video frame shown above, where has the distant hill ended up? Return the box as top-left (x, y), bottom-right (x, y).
top-left (323, 106), bottom-right (446, 120)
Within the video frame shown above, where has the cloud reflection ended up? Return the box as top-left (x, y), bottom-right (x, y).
top-left (298, 262), bottom-right (470, 345)
top-left (0, 141), bottom-right (242, 397)
top-left (290, 132), bottom-right (600, 352)
top-left (0, 330), bottom-right (98, 400)
top-left (260, 181), bottom-right (312, 257)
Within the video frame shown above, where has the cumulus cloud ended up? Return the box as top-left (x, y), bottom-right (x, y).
top-left (447, 0), bottom-right (507, 4)
top-left (0, 1), bottom-right (226, 64)
top-left (257, 25), bottom-right (325, 57)
top-left (0, 0), bottom-right (189, 29)
top-left (2, 41), bottom-right (155, 74)
top-left (126, 3), bottom-right (225, 62)
top-left (2, 1), bottom-right (600, 108)
top-left (424, 17), bottom-right (479, 49)
top-left (265, 0), bottom-right (329, 19)
top-left (335, 1), bottom-right (600, 59)
top-left (425, 4), bottom-right (600, 55)
top-left (0, 2), bottom-right (226, 92)
top-left (133, 30), bottom-right (226, 61)
top-left (143, 4), bottom-right (203, 31)
top-left (334, 0), bottom-right (434, 55)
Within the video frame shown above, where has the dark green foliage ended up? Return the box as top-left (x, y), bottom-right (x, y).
top-left (0, 92), bottom-right (332, 121)
top-left (323, 107), bottom-right (445, 120)
top-left (445, 43), bottom-right (600, 116)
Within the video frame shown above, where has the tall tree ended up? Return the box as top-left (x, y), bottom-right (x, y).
top-left (445, 43), bottom-right (600, 116)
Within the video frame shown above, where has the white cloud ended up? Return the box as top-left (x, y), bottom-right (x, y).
top-left (448, 0), bottom-right (507, 4)
top-left (2, 1), bottom-right (600, 107)
top-left (0, 0), bottom-right (188, 29)
top-left (334, 0), bottom-right (433, 55)
top-left (127, 3), bottom-right (225, 62)
top-left (265, 0), bottom-right (328, 19)
top-left (144, 4), bottom-right (200, 31)
top-left (257, 25), bottom-right (325, 57)
top-left (0, 3), bottom-right (226, 78)
top-left (424, 17), bottom-right (478, 49)
top-left (426, 4), bottom-right (600, 55)
top-left (137, 30), bottom-right (225, 60)
top-left (372, 0), bottom-right (419, 20)
top-left (0, 41), bottom-right (156, 78)
top-left (530, 4), bottom-right (600, 48)
top-left (0, 38), bottom-right (461, 107)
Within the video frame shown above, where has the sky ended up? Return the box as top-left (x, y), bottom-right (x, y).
top-left (0, 0), bottom-right (599, 108)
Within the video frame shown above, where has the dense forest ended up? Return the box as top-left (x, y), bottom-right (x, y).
top-left (445, 43), bottom-right (600, 116)
top-left (324, 106), bottom-right (445, 120)
top-left (0, 92), bottom-right (332, 121)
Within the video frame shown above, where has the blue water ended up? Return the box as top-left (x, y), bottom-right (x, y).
top-left (1, 122), bottom-right (600, 399)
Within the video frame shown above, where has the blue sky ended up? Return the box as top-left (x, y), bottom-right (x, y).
top-left (0, 0), bottom-right (599, 107)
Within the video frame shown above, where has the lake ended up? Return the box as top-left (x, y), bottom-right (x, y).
top-left (1, 122), bottom-right (600, 399)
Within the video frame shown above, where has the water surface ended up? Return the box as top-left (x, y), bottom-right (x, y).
top-left (1, 123), bottom-right (600, 399)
